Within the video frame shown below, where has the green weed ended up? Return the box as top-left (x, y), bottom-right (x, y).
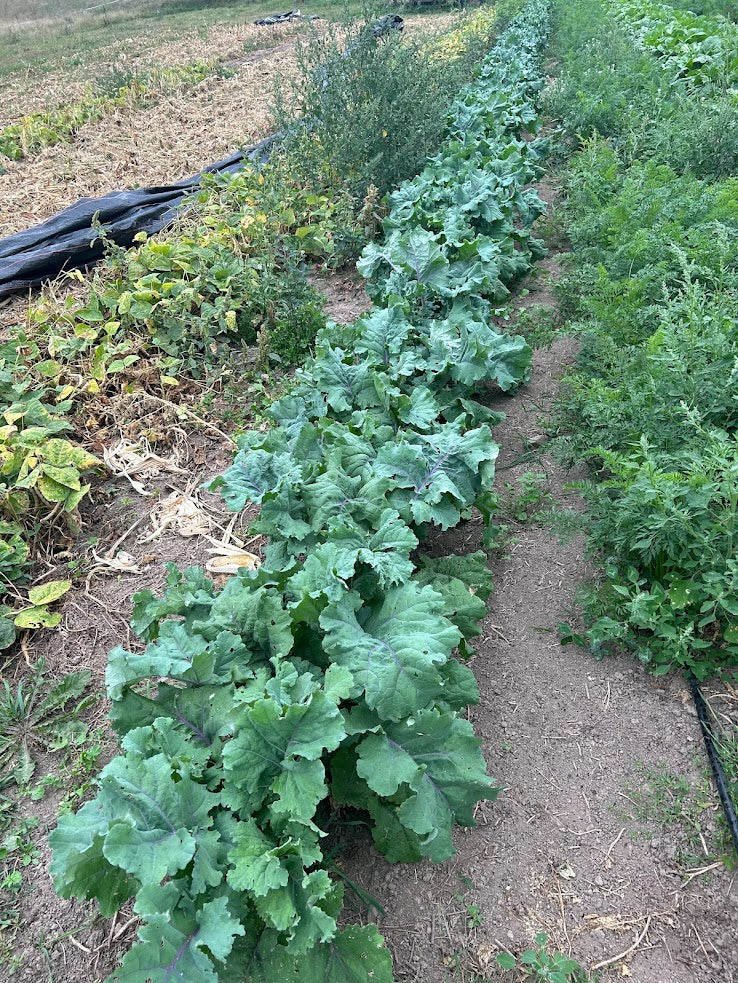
top-left (512, 304), bottom-right (561, 349)
top-left (496, 933), bottom-right (596, 981)
top-left (0, 660), bottom-right (93, 789)
top-left (617, 762), bottom-right (735, 869)
top-left (500, 471), bottom-right (554, 523)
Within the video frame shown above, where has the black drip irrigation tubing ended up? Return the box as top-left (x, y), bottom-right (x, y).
top-left (687, 671), bottom-right (738, 855)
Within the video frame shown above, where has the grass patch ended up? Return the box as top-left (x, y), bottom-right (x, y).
top-left (617, 761), bottom-right (736, 870)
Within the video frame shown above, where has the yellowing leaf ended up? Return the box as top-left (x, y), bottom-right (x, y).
top-left (205, 552), bottom-right (261, 575)
top-left (160, 375), bottom-right (179, 387)
top-left (63, 487), bottom-right (88, 513)
top-left (5, 490), bottom-right (30, 517)
top-left (43, 464), bottom-right (82, 487)
top-left (44, 439), bottom-right (99, 471)
top-left (37, 475), bottom-right (71, 502)
top-left (15, 608), bottom-right (63, 630)
top-left (28, 579), bottom-right (72, 607)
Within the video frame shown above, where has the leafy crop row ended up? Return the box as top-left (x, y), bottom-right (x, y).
top-left (0, 10), bottom-right (509, 653)
top-left (49, 3), bottom-right (552, 980)
top-left (612, 0), bottom-right (738, 85)
top-left (551, 0), bottom-right (738, 681)
top-left (0, 62), bottom-right (217, 161)
top-left (545, 0), bottom-right (738, 180)
top-left (0, 343), bottom-right (99, 647)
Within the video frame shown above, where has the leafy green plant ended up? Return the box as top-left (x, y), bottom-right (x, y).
top-left (49, 4), bottom-right (553, 978)
top-left (0, 660), bottom-right (92, 788)
top-left (0, 521), bottom-right (29, 584)
top-left (497, 933), bottom-right (595, 981)
top-left (0, 341), bottom-right (99, 646)
top-left (613, 0), bottom-right (738, 86)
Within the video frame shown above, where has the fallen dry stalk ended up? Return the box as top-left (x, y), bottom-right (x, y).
top-left (591, 915), bottom-right (652, 971)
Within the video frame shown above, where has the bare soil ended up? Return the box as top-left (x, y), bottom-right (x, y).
top-left (311, 266), bottom-right (373, 324)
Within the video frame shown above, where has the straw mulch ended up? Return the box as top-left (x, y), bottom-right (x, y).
top-left (0, 19), bottom-right (307, 123)
top-left (0, 42), bottom-right (298, 237)
top-left (0, 13), bottom-right (456, 122)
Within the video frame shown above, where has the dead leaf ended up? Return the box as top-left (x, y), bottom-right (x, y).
top-left (205, 551), bottom-right (261, 575)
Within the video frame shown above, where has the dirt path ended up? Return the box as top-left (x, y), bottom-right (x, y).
top-left (337, 176), bottom-right (738, 982)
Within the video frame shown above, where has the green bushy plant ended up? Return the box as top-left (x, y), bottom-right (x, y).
top-left (575, 426), bottom-right (738, 677)
top-left (550, 0), bottom-right (738, 689)
top-left (277, 8), bottom-right (496, 203)
top-left (556, 279), bottom-right (738, 461)
top-left (545, 0), bottom-right (738, 180)
top-left (559, 140), bottom-right (738, 345)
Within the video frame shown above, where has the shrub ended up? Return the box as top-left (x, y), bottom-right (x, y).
top-left (277, 8), bottom-right (495, 202)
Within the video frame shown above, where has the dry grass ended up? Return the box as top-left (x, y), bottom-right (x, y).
top-left (0, 43), bottom-right (298, 236)
top-left (0, 18), bottom-right (305, 121)
top-left (0, 0), bottom-right (230, 33)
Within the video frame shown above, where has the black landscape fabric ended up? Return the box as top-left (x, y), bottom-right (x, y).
top-left (0, 135), bottom-right (278, 299)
